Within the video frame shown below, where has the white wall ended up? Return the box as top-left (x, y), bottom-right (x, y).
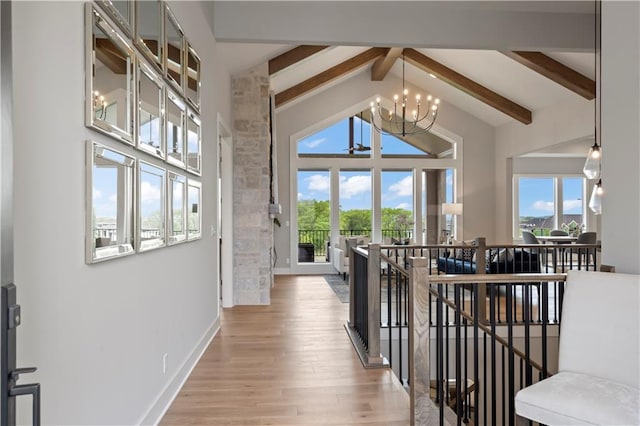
top-left (13, 2), bottom-right (221, 423)
top-left (274, 71), bottom-right (495, 271)
top-left (600, 1), bottom-right (640, 274)
top-left (212, 1), bottom-right (594, 51)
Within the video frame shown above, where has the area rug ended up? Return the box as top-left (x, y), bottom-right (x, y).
top-left (323, 274), bottom-right (349, 303)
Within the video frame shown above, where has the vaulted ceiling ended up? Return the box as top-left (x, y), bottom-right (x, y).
top-left (219, 43), bottom-right (595, 128)
top-left (212, 1), bottom-right (597, 151)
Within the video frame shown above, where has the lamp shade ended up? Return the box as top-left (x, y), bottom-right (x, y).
top-left (441, 203), bottom-right (463, 216)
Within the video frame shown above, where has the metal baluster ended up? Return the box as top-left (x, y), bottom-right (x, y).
top-left (490, 284), bottom-right (497, 424)
top-left (446, 285), bottom-right (450, 407)
top-left (455, 284), bottom-right (462, 426)
top-left (438, 284), bottom-right (445, 424)
top-left (501, 345), bottom-right (506, 426)
top-left (473, 283), bottom-right (480, 426)
top-left (387, 270), bottom-right (392, 368)
top-left (398, 271), bottom-right (403, 385)
top-left (506, 283), bottom-right (515, 425)
top-left (541, 281), bottom-right (549, 379)
top-left (483, 330), bottom-right (487, 426)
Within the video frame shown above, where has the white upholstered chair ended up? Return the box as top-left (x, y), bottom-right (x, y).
top-left (332, 235), bottom-right (369, 279)
top-left (515, 270), bottom-right (640, 425)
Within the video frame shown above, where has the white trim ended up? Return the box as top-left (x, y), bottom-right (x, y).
top-left (512, 173), bottom-right (589, 240)
top-left (217, 114), bottom-right (234, 308)
top-left (138, 317), bottom-right (221, 425)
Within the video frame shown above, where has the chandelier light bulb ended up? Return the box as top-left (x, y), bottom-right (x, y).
top-left (393, 94), bottom-right (399, 102)
top-left (403, 89), bottom-right (408, 96)
top-left (376, 97), bottom-right (381, 104)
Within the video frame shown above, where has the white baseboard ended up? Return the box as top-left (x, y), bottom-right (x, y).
top-left (273, 267), bottom-right (292, 275)
top-left (138, 317), bottom-right (221, 425)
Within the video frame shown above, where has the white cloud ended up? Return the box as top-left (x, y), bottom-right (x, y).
top-left (141, 181), bottom-right (161, 203)
top-left (396, 202), bottom-right (411, 210)
top-left (306, 174), bottom-right (330, 192)
top-left (563, 199), bottom-right (582, 211)
top-left (532, 200), bottom-right (554, 211)
top-left (303, 138), bottom-right (326, 149)
top-left (389, 176), bottom-right (413, 197)
top-left (109, 193), bottom-right (117, 203)
top-left (93, 188), bottom-right (102, 200)
top-left (340, 175), bottom-right (371, 199)
top-left (297, 192), bottom-right (303, 200)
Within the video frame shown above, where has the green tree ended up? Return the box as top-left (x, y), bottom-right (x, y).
top-left (297, 199), bottom-right (330, 230)
top-left (340, 209), bottom-right (371, 233)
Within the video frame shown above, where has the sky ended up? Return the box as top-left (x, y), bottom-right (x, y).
top-left (519, 177), bottom-right (583, 218)
top-left (298, 116), bottom-right (427, 211)
top-left (297, 115), bottom-right (586, 219)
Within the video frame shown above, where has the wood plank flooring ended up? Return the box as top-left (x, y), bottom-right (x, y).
top-left (160, 275), bottom-right (410, 425)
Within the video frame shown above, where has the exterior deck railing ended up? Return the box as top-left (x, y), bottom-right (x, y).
top-left (297, 229), bottom-right (413, 261)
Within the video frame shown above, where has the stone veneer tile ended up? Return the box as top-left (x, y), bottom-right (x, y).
top-left (232, 62), bottom-right (273, 305)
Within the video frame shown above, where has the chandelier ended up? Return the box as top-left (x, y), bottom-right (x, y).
top-left (370, 55), bottom-right (440, 137)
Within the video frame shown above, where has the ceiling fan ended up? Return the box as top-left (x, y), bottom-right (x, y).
top-left (346, 142), bottom-right (371, 153)
top-left (345, 112), bottom-right (371, 154)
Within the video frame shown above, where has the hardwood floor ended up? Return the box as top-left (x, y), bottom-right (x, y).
top-left (160, 275), bottom-right (410, 425)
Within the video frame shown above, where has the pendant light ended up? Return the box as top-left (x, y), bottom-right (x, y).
top-left (587, 0), bottom-right (603, 215)
top-left (588, 179), bottom-right (603, 215)
top-left (583, 141), bottom-right (601, 179)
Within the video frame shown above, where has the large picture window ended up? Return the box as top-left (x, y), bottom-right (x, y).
top-left (291, 105), bottom-right (462, 270)
top-left (297, 170), bottom-right (331, 263)
top-left (514, 175), bottom-right (586, 238)
top-left (339, 170), bottom-right (372, 238)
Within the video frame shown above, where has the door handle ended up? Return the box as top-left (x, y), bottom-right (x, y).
top-left (9, 367), bottom-right (40, 426)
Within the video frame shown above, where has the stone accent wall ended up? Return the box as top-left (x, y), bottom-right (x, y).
top-left (232, 63), bottom-right (273, 305)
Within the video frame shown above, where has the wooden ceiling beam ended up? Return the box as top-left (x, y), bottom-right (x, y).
top-left (502, 51), bottom-right (595, 100)
top-left (275, 47), bottom-right (386, 108)
top-left (403, 48), bottom-right (532, 125)
top-left (269, 45), bottom-right (330, 75)
top-left (95, 38), bottom-right (128, 75)
top-left (371, 47), bottom-right (403, 81)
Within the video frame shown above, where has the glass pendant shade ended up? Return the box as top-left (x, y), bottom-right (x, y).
top-left (588, 180), bottom-right (603, 215)
top-left (583, 142), bottom-right (601, 179)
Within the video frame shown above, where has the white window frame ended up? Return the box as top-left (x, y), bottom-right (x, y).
top-left (513, 174), bottom-right (588, 240)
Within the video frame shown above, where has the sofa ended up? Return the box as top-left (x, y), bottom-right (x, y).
top-left (332, 235), bottom-right (370, 279)
top-left (515, 270), bottom-right (639, 425)
top-left (437, 247), bottom-right (541, 274)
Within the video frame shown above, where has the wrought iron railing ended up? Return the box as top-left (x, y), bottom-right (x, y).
top-left (297, 229), bottom-right (414, 262)
top-left (346, 238), bottom-right (602, 425)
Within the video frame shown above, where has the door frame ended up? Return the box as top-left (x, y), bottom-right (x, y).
top-left (217, 115), bottom-right (234, 308)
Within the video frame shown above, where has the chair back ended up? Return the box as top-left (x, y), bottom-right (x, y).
top-left (521, 230), bottom-right (540, 244)
top-left (559, 270), bottom-right (640, 389)
top-left (576, 231), bottom-right (597, 244)
top-left (550, 229), bottom-right (568, 236)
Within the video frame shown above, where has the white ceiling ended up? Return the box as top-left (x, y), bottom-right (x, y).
top-left (217, 42), bottom-right (595, 128)
top-left (211, 0), bottom-right (596, 135)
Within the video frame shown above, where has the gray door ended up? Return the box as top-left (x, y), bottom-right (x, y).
top-left (0, 3), bottom-right (40, 424)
